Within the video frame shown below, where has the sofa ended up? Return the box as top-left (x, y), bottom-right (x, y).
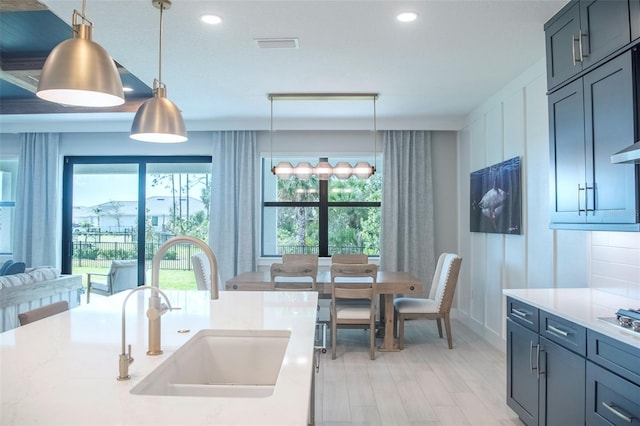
top-left (0, 267), bottom-right (83, 332)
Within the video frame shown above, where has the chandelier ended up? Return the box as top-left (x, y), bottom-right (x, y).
top-left (268, 93), bottom-right (378, 180)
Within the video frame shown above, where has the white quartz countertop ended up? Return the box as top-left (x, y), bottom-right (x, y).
top-left (503, 288), bottom-right (640, 349)
top-left (1, 290), bottom-right (318, 425)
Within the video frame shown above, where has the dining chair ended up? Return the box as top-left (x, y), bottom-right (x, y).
top-left (330, 263), bottom-right (378, 360)
top-left (18, 300), bottom-right (69, 326)
top-left (191, 252), bottom-right (221, 291)
top-left (393, 253), bottom-right (462, 349)
top-left (270, 254), bottom-right (318, 291)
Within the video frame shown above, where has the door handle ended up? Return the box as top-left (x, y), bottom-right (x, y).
top-left (548, 324), bottom-right (569, 337)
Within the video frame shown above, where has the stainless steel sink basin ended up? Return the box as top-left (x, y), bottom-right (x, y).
top-left (130, 329), bottom-right (291, 398)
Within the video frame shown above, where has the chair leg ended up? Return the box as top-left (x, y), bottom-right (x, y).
top-left (331, 317), bottom-right (337, 360)
top-left (443, 313), bottom-right (453, 349)
top-left (370, 320), bottom-right (376, 360)
top-left (398, 314), bottom-right (405, 350)
top-left (436, 318), bottom-right (443, 338)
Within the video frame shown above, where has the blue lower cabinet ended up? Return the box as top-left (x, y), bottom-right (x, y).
top-left (586, 361), bottom-right (640, 425)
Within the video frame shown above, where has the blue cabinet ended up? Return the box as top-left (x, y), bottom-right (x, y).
top-left (545, 0), bottom-right (631, 91)
top-left (506, 297), bottom-right (586, 425)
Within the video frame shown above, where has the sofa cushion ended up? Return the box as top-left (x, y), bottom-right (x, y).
top-left (0, 267), bottom-right (61, 289)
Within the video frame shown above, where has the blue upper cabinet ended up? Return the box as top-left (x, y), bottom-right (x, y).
top-left (632, 0), bottom-right (640, 41)
top-left (545, 0), bottom-right (631, 91)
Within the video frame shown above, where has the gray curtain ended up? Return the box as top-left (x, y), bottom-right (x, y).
top-left (380, 130), bottom-right (436, 296)
top-left (210, 131), bottom-right (259, 288)
top-left (13, 133), bottom-right (60, 268)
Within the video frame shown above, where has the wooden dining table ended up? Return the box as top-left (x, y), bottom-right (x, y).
top-left (226, 270), bottom-right (423, 351)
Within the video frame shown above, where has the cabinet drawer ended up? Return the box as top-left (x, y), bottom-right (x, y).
top-left (540, 310), bottom-right (586, 356)
top-left (507, 297), bottom-right (539, 332)
top-left (587, 361), bottom-right (640, 425)
top-left (588, 330), bottom-right (640, 386)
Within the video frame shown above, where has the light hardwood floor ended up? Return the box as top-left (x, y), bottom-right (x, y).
top-left (314, 319), bottom-right (523, 426)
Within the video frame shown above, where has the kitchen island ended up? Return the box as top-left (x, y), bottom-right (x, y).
top-left (0, 290), bottom-right (318, 425)
top-left (503, 288), bottom-right (640, 426)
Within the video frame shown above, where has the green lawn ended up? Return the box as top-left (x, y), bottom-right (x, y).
top-left (73, 266), bottom-right (199, 290)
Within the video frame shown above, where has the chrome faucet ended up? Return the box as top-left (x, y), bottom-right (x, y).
top-left (151, 236), bottom-right (219, 300)
top-left (117, 285), bottom-right (178, 381)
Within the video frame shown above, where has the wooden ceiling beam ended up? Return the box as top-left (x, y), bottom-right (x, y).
top-left (0, 97), bottom-right (150, 114)
top-left (0, 0), bottom-right (47, 12)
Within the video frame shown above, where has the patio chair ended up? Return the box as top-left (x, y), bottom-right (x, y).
top-left (87, 260), bottom-right (138, 303)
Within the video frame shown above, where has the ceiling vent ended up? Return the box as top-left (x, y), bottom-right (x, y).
top-left (254, 38), bottom-right (299, 49)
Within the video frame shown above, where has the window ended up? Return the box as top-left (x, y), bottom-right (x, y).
top-left (262, 156), bottom-right (381, 257)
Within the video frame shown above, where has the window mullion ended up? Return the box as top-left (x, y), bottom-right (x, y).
top-left (319, 179), bottom-right (328, 257)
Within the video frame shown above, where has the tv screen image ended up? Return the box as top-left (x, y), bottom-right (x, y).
top-left (470, 156), bottom-right (522, 234)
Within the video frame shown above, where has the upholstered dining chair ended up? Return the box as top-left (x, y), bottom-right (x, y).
top-left (18, 300), bottom-right (69, 326)
top-left (393, 253), bottom-right (462, 349)
top-left (270, 254), bottom-right (318, 291)
top-left (330, 263), bottom-right (378, 360)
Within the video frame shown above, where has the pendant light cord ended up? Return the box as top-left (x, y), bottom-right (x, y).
top-left (270, 97), bottom-right (274, 171)
top-left (158, 2), bottom-right (164, 86)
top-left (373, 96), bottom-right (377, 172)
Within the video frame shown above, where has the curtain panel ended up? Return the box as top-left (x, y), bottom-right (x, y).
top-left (210, 131), bottom-right (259, 287)
top-left (13, 133), bottom-right (60, 268)
top-left (380, 130), bottom-right (436, 295)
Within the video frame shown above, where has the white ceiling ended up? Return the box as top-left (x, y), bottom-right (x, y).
top-left (2, 0), bottom-right (566, 133)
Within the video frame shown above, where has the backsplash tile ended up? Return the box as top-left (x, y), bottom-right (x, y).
top-left (591, 232), bottom-right (640, 299)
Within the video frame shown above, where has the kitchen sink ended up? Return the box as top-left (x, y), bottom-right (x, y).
top-left (130, 329), bottom-right (291, 398)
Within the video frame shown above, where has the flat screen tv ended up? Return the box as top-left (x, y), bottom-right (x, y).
top-left (470, 156), bottom-right (522, 234)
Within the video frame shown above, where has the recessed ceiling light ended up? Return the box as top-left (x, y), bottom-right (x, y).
top-left (396, 12), bottom-right (418, 22)
top-left (201, 14), bottom-right (222, 25)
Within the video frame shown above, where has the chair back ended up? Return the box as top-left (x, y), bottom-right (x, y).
top-left (429, 253), bottom-right (462, 313)
top-left (330, 263), bottom-right (377, 300)
top-left (271, 254), bottom-right (318, 291)
top-left (282, 253), bottom-right (318, 265)
top-left (108, 260), bottom-right (138, 293)
top-left (18, 300), bottom-right (69, 326)
top-left (331, 253), bottom-right (368, 264)
top-left (191, 252), bottom-right (221, 291)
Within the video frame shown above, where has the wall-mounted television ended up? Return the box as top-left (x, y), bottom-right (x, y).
top-left (470, 156), bottom-right (522, 234)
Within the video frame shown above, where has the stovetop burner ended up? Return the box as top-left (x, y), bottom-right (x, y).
top-left (599, 308), bottom-right (640, 334)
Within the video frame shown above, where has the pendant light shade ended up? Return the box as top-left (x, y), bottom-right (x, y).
top-left (130, 84), bottom-right (187, 143)
top-left (130, 0), bottom-right (187, 143)
top-left (36, 5), bottom-right (124, 107)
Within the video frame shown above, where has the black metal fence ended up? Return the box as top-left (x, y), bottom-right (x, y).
top-left (72, 241), bottom-right (201, 270)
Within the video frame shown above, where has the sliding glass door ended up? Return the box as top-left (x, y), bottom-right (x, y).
top-left (62, 156), bottom-right (211, 291)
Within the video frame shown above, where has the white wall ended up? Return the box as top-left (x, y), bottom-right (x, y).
top-left (458, 58), bottom-right (640, 348)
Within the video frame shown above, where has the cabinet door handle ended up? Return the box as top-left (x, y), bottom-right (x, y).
top-left (602, 401), bottom-right (634, 423)
top-left (585, 183), bottom-right (595, 213)
top-left (572, 35), bottom-right (581, 65)
top-left (529, 341), bottom-right (536, 374)
top-left (578, 184), bottom-right (586, 215)
top-left (547, 324), bottom-right (569, 337)
top-left (579, 30), bottom-right (589, 59)
top-left (536, 344), bottom-right (544, 378)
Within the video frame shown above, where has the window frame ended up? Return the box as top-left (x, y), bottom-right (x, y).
top-left (261, 160), bottom-right (381, 258)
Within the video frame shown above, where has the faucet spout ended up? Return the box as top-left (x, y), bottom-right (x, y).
top-left (151, 236), bottom-right (219, 300)
top-left (117, 285), bottom-right (178, 381)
